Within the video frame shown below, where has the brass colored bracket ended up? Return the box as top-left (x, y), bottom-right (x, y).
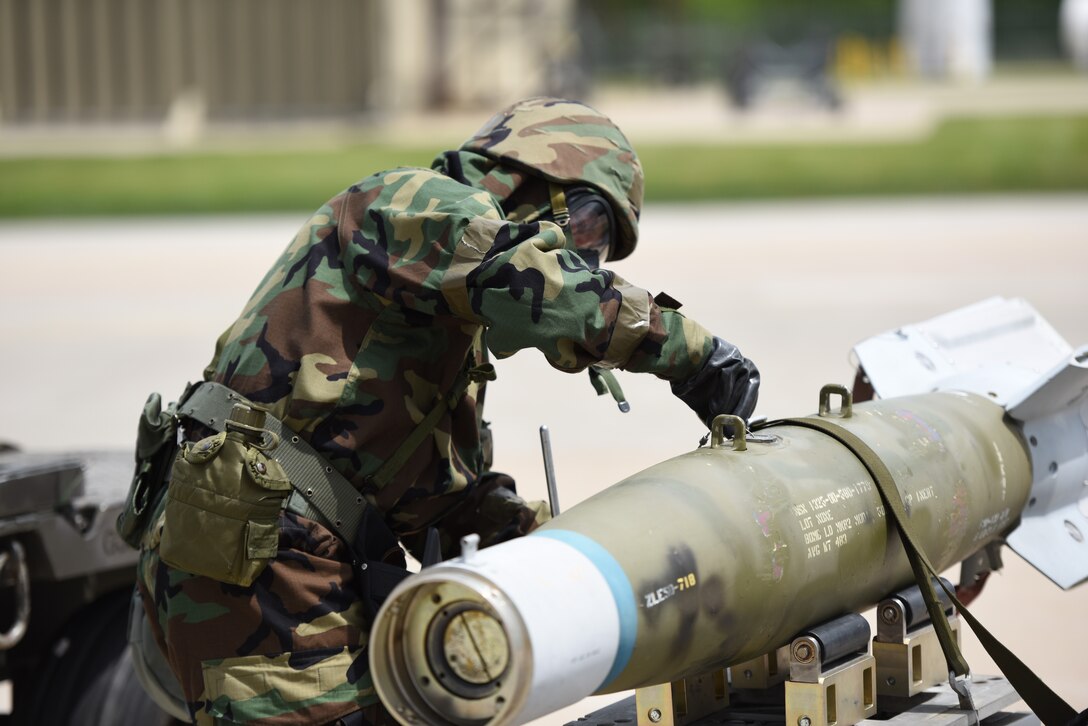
top-left (785, 652), bottom-right (876, 726)
top-left (874, 611), bottom-right (963, 699)
top-left (786, 617), bottom-right (876, 726)
top-left (710, 414), bottom-right (747, 451)
top-left (635, 669), bottom-right (728, 726)
top-left (818, 384), bottom-right (853, 419)
top-left (731, 645), bottom-right (790, 691)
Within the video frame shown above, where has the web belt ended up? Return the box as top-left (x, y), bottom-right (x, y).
top-left (177, 382), bottom-right (366, 550)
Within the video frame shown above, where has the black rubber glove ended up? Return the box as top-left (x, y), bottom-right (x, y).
top-left (671, 336), bottom-right (760, 427)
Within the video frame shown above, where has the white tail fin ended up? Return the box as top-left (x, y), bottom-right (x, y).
top-left (853, 297), bottom-right (1088, 590)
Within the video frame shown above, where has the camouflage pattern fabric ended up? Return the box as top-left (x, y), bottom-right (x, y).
top-left (139, 505), bottom-right (396, 725)
top-left (139, 97), bottom-right (717, 724)
top-left (460, 97), bottom-right (644, 260)
top-left (202, 164), bottom-right (712, 540)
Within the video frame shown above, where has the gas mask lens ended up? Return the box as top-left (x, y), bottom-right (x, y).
top-left (566, 188), bottom-right (614, 268)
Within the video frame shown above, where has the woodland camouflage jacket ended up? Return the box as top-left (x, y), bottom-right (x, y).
top-left (202, 161), bottom-right (716, 540)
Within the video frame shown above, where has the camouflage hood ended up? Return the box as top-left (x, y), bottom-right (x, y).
top-left (432, 149), bottom-right (555, 230)
top-left (454, 97), bottom-right (644, 261)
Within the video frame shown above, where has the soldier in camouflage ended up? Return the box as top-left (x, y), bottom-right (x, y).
top-left (135, 97), bottom-right (759, 725)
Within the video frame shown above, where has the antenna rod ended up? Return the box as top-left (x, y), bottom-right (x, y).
top-left (539, 425), bottom-right (561, 518)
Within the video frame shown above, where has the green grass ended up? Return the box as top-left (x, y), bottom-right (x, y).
top-left (0, 146), bottom-right (438, 218)
top-left (1, 115), bottom-right (1085, 218)
top-left (641, 115), bottom-right (1088, 200)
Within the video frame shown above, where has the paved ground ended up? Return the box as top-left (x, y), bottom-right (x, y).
top-left (1, 196), bottom-right (1085, 721)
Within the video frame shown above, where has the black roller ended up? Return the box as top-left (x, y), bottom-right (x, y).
top-left (889, 577), bottom-right (954, 629)
top-left (803, 612), bottom-right (870, 664)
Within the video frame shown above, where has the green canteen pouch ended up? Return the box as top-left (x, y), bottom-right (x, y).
top-left (159, 430), bottom-right (292, 586)
top-left (117, 392), bottom-right (179, 549)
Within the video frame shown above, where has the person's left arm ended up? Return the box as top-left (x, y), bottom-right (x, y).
top-left (439, 215), bottom-right (713, 383)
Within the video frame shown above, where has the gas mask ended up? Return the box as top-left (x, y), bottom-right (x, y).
top-left (549, 184), bottom-right (616, 269)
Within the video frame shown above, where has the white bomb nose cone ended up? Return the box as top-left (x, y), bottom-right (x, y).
top-left (369, 575), bottom-right (527, 725)
top-left (370, 534), bottom-right (630, 726)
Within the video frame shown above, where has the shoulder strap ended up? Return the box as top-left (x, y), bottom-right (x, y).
top-left (757, 417), bottom-right (1076, 725)
top-left (178, 382), bottom-right (366, 551)
top-left (364, 362), bottom-right (495, 490)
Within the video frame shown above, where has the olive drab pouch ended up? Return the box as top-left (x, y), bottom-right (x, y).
top-left (117, 392), bottom-right (182, 549)
top-left (159, 406), bottom-right (292, 586)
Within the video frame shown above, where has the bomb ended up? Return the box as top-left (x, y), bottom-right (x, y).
top-left (369, 298), bottom-right (1087, 726)
top-left (369, 389), bottom-right (1031, 725)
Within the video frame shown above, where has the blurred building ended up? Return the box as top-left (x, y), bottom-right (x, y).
top-left (897, 0), bottom-right (1085, 79)
top-left (0, 0), bottom-right (577, 130)
top-left (1063, 0), bottom-right (1088, 69)
top-left (0, 0), bottom-right (1077, 138)
top-left (581, 0), bottom-right (1071, 85)
top-left (898, 0), bottom-right (992, 81)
